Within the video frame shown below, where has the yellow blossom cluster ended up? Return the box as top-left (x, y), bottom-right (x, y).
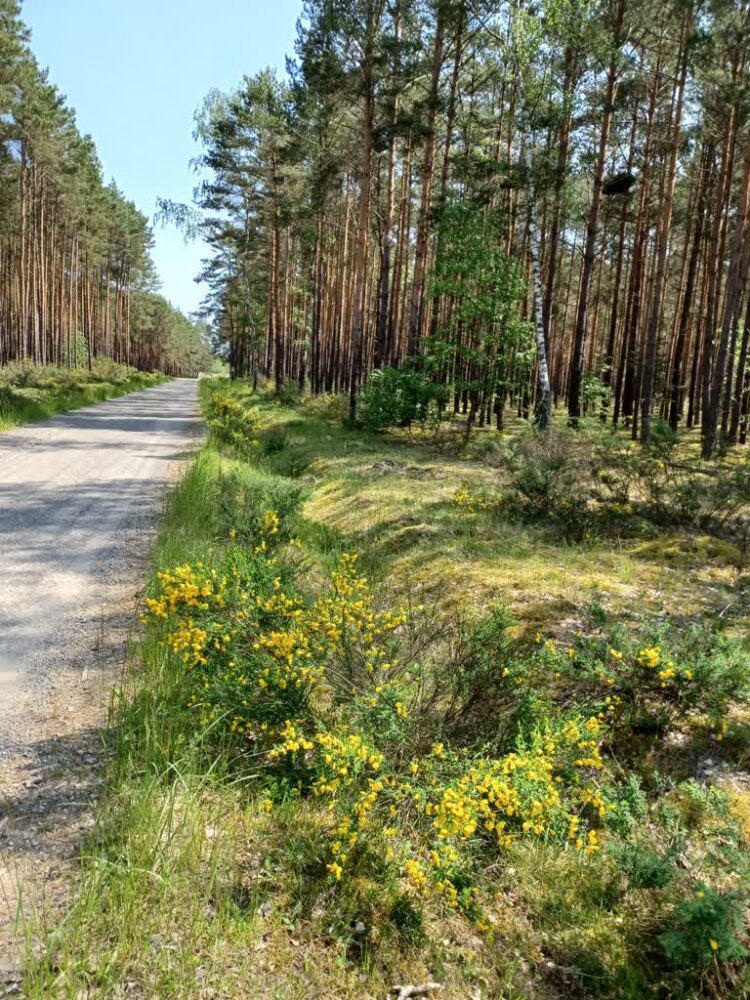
top-left (262, 509), bottom-right (280, 536)
top-left (637, 646), bottom-right (662, 669)
top-left (269, 724), bottom-right (383, 803)
top-left (453, 485), bottom-right (492, 517)
top-left (268, 719), bottom-right (315, 757)
top-left (168, 620), bottom-right (212, 668)
top-left (254, 625), bottom-right (326, 692)
top-left (635, 646), bottom-right (694, 688)
top-left (145, 563), bottom-right (226, 620)
top-left (420, 719), bottom-right (610, 860)
top-left (302, 553), bottom-right (407, 677)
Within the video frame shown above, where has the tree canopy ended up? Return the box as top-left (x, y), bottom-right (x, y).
top-left (177, 0), bottom-right (750, 456)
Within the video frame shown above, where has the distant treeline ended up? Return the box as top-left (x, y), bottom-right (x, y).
top-left (0, 1), bottom-right (212, 376)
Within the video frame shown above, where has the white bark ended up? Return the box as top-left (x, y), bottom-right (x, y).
top-left (527, 174), bottom-right (553, 432)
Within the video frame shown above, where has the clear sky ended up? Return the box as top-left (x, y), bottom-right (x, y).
top-left (22, 0), bottom-right (302, 315)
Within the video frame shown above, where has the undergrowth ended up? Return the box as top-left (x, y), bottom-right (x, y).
top-left (0, 360), bottom-right (167, 430)
top-left (25, 380), bottom-right (750, 999)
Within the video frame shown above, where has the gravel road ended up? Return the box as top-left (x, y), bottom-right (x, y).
top-left (0, 378), bottom-right (201, 758)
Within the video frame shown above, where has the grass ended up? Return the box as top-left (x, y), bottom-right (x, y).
top-left (243, 390), bottom-right (747, 630)
top-left (0, 361), bottom-right (168, 431)
top-left (23, 381), bottom-right (750, 999)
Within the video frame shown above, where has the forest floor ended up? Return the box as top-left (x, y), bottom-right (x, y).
top-left (0, 381), bottom-right (201, 996)
top-left (0, 361), bottom-right (167, 432)
top-left (19, 382), bottom-right (750, 999)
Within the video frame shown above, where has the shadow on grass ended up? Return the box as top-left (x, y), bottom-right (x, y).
top-left (241, 395), bottom-right (746, 630)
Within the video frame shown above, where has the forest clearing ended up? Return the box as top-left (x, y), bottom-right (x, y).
top-left (2, 0), bottom-right (750, 996)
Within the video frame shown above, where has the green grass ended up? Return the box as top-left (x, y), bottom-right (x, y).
top-left (0, 361), bottom-right (168, 431)
top-left (23, 381), bottom-right (750, 999)
top-left (223, 386), bottom-right (747, 631)
top-left (24, 445), bottom-right (436, 999)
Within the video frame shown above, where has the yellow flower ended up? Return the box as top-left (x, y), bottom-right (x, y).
top-left (637, 646), bottom-right (661, 669)
top-left (710, 938), bottom-right (719, 952)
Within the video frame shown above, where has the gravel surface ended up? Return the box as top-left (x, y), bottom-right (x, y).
top-left (0, 378), bottom-right (201, 758)
top-left (0, 379), bottom-right (201, 974)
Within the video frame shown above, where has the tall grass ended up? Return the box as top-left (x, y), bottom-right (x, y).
top-left (23, 447), bottom-right (243, 996)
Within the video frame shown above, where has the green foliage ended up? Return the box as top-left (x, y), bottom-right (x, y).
top-left (485, 424), bottom-right (750, 552)
top-left (441, 607), bottom-right (539, 745)
top-left (661, 887), bottom-right (748, 965)
top-left (58, 331), bottom-right (89, 367)
top-left (429, 200), bottom-right (532, 408)
top-left (535, 618), bottom-right (749, 749)
top-left (612, 842), bottom-right (675, 890)
top-left (498, 431), bottom-right (593, 540)
top-left (605, 774), bottom-right (648, 836)
top-left (276, 379), bottom-right (301, 406)
top-left (203, 384), bottom-right (260, 455)
top-left (580, 370), bottom-right (611, 412)
top-left (259, 425), bottom-right (290, 454)
top-left (591, 423), bottom-right (750, 546)
top-left (359, 366), bottom-right (447, 432)
top-left (217, 467), bottom-right (306, 544)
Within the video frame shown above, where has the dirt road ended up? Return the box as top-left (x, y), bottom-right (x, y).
top-left (0, 378), bottom-right (201, 979)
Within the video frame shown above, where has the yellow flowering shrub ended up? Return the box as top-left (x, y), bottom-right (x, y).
top-left (142, 486), bottom-right (748, 943)
top-left (531, 623), bottom-right (747, 752)
top-left (143, 493), bottom-right (414, 740)
top-left (204, 387), bottom-right (260, 454)
top-left (453, 485), bottom-right (494, 518)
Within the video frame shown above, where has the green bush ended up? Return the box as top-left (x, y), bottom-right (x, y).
top-left (276, 378), bottom-right (301, 406)
top-left (661, 887), bottom-right (748, 965)
top-left (534, 618), bottom-right (749, 751)
top-left (498, 431), bottom-right (593, 540)
top-left (440, 607), bottom-right (540, 747)
top-left (204, 387), bottom-right (260, 455)
top-left (591, 423), bottom-right (750, 547)
top-left (217, 466), bottom-right (306, 544)
top-left (259, 425), bottom-right (289, 454)
top-left (359, 366), bottom-right (447, 432)
top-left (613, 842), bottom-right (675, 890)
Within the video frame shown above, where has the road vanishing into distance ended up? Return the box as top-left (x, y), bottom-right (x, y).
top-left (0, 379), bottom-right (201, 758)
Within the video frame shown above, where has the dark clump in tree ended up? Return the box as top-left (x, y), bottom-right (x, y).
top-left (602, 171), bottom-right (636, 196)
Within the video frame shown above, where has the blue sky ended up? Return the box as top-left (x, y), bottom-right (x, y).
top-left (23, 0), bottom-right (302, 315)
